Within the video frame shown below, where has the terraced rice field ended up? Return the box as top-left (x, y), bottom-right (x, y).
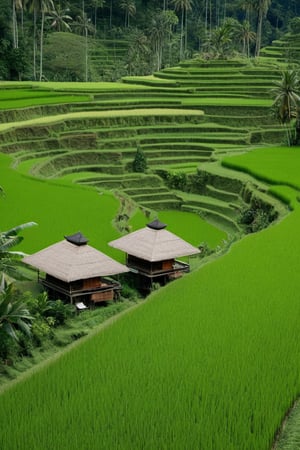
top-left (1, 147), bottom-right (300, 449)
top-left (0, 57), bottom-right (288, 238)
top-left (0, 49), bottom-right (299, 449)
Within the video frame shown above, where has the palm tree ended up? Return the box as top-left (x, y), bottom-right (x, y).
top-left (0, 283), bottom-right (33, 343)
top-left (27, 0), bottom-right (54, 80)
top-left (148, 11), bottom-right (169, 71)
top-left (172, 0), bottom-right (193, 60)
top-left (272, 70), bottom-right (300, 146)
top-left (74, 12), bottom-right (95, 81)
top-left (47, 4), bottom-right (72, 32)
top-left (205, 19), bottom-right (237, 58)
top-left (120, 0), bottom-right (136, 28)
top-left (127, 29), bottom-right (150, 75)
top-left (0, 222), bottom-right (37, 284)
top-left (12, 0), bottom-right (23, 48)
top-left (91, 0), bottom-right (105, 36)
top-left (255, 0), bottom-right (271, 57)
top-left (239, 0), bottom-right (255, 22)
top-left (238, 20), bottom-right (256, 57)
top-left (39, 0), bottom-right (54, 81)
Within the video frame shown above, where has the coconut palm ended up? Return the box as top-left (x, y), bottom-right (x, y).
top-left (149, 11), bottom-right (173, 71)
top-left (74, 12), bottom-right (95, 81)
top-left (0, 222), bottom-right (37, 283)
top-left (27, 0), bottom-right (54, 80)
top-left (47, 4), bottom-right (72, 32)
top-left (0, 283), bottom-right (33, 343)
top-left (238, 20), bottom-right (256, 57)
top-left (172, 0), bottom-right (193, 60)
top-left (91, 0), bottom-right (105, 36)
top-left (120, 0), bottom-right (136, 28)
top-left (255, 0), bottom-right (271, 57)
top-left (12, 0), bottom-right (23, 48)
top-left (272, 70), bottom-right (300, 146)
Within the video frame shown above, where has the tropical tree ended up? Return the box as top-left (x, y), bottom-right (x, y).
top-left (0, 283), bottom-right (33, 344)
top-left (127, 29), bottom-right (150, 75)
top-left (148, 10), bottom-right (169, 71)
top-left (74, 12), bottom-right (94, 81)
top-left (205, 18), bottom-right (237, 58)
top-left (39, 0), bottom-right (54, 81)
top-left (238, 20), bottom-right (256, 56)
top-left (91, 0), bottom-right (105, 36)
top-left (255, 0), bottom-right (271, 57)
top-left (0, 222), bottom-right (37, 284)
top-left (12, 0), bottom-right (23, 48)
top-left (47, 4), bottom-right (73, 32)
top-left (172, 0), bottom-right (193, 60)
top-left (272, 70), bottom-right (300, 146)
top-left (27, 0), bottom-right (54, 80)
top-left (120, 0), bottom-right (136, 28)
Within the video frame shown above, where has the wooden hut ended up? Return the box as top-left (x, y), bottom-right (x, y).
top-left (23, 232), bottom-right (129, 305)
top-left (109, 219), bottom-right (200, 291)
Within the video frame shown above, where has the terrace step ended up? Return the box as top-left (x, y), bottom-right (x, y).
top-left (145, 156), bottom-right (209, 166)
top-left (179, 193), bottom-right (240, 219)
top-left (181, 204), bottom-right (240, 234)
top-left (139, 198), bottom-right (183, 210)
top-left (205, 185), bottom-right (240, 203)
top-left (77, 174), bottom-right (163, 189)
top-left (131, 192), bottom-right (181, 203)
top-left (123, 187), bottom-right (169, 196)
top-left (54, 164), bottom-right (125, 177)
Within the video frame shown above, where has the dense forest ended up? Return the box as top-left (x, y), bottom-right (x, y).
top-left (0, 0), bottom-right (299, 81)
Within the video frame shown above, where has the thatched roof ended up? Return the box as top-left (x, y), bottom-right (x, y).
top-left (23, 233), bottom-right (129, 282)
top-left (109, 220), bottom-right (200, 262)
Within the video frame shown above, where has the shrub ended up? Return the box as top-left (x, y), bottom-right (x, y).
top-left (289, 17), bottom-right (300, 34)
top-left (166, 172), bottom-right (187, 190)
top-left (132, 146), bottom-right (147, 172)
top-left (239, 206), bottom-right (271, 233)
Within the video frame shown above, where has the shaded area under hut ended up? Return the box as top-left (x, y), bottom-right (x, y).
top-left (109, 219), bottom-right (200, 292)
top-left (23, 232), bottom-right (129, 306)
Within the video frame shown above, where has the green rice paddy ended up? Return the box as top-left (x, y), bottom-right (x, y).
top-left (0, 55), bottom-right (299, 449)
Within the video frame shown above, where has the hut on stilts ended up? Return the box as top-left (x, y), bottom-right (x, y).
top-left (23, 232), bottom-right (129, 306)
top-left (109, 219), bottom-right (200, 292)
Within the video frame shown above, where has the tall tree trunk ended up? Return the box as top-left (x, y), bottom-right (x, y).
top-left (180, 8), bottom-right (184, 60)
top-left (33, 8), bottom-right (37, 80)
top-left (255, 8), bottom-right (263, 57)
top-left (109, 0), bottom-right (112, 28)
top-left (12, 0), bottom-right (18, 48)
top-left (39, 10), bottom-right (45, 81)
top-left (85, 28), bottom-right (88, 82)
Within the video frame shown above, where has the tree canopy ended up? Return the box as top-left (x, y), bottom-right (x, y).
top-left (0, 0), bottom-right (299, 81)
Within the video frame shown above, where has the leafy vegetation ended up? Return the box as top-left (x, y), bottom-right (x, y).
top-left (0, 0), bottom-right (298, 81)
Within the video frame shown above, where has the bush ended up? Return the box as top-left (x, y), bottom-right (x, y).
top-left (239, 207), bottom-right (271, 233)
top-left (289, 17), bottom-right (300, 34)
top-left (166, 172), bottom-right (187, 190)
top-left (132, 146), bottom-right (147, 172)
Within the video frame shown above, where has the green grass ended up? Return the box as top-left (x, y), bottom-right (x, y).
top-left (0, 153), bottom-right (121, 259)
top-left (1, 200), bottom-right (300, 449)
top-left (157, 210), bottom-right (227, 248)
top-left (0, 95), bottom-right (92, 109)
top-left (222, 146), bottom-right (300, 190)
top-left (0, 61), bottom-right (297, 450)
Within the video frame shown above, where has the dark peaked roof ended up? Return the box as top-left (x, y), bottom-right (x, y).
top-left (65, 231), bottom-right (89, 246)
top-left (146, 219), bottom-right (167, 230)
